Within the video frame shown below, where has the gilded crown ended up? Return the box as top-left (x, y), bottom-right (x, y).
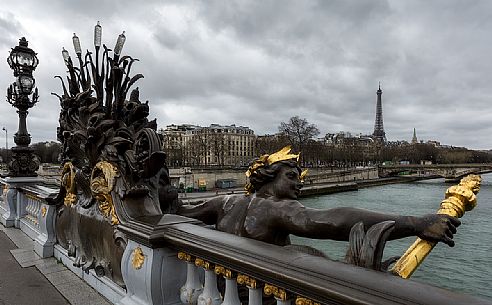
top-left (244, 146), bottom-right (308, 194)
top-left (245, 146), bottom-right (299, 178)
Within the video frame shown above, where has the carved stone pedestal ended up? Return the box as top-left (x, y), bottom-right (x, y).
top-left (118, 240), bottom-right (186, 305)
top-left (118, 215), bottom-right (201, 305)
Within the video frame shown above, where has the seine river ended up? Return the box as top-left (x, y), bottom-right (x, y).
top-left (294, 173), bottom-right (492, 301)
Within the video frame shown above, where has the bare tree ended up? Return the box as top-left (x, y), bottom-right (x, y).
top-left (210, 133), bottom-right (226, 166)
top-left (255, 134), bottom-right (290, 156)
top-left (278, 116), bottom-right (320, 160)
top-left (187, 133), bottom-right (208, 166)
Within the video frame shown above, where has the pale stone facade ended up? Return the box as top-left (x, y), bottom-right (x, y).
top-left (160, 124), bottom-right (256, 167)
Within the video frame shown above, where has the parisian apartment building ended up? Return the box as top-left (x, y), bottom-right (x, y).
top-left (160, 124), bottom-right (256, 167)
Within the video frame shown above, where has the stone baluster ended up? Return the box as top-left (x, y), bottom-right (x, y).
top-left (15, 190), bottom-right (27, 226)
top-left (34, 200), bottom-right (41, 225)
top-left (215, 265), bottom-right (240, 305)
top-left (1, 186), bottom-right (16, 227)
top-left (27, 195), bottom-right (39, 225)
top-left (195, 258), bottom-right (222, 305)
top-left (237, 274), bottom-right (262, 305)
top-left (22, 193), bottom-right (39, 226)
top-left (179, 252), bottom-right (203, 305)
top-left (25, 196), bottom-right (32, 217)
top-left (264, 284), bottom-right (291, 305)
top-left (29, 197), bottom-right (34, 223)
top-left (32, 198), bottom-right (37, 218)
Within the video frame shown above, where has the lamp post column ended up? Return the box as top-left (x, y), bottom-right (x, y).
top-left (1, 127), bottom-right (6, 163)
top-left (2, 127), bottom-right (6, 150)
top-left (6, 37), bottom-right (40, 177)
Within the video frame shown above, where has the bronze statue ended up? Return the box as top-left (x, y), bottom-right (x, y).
top-left (178, 146), bottom-right (460, 267)
top-left (49, 26), bottom-right (178, 286)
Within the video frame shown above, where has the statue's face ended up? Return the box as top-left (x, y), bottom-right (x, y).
top-left (270, 164), bottom-right (303, 199)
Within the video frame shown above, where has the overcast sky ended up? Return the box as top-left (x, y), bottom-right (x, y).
top-left (0, 0), bottom-right (491, 150)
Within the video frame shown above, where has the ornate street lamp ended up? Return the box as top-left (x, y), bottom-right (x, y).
top-left (5, 37), bottom-right (40, 177)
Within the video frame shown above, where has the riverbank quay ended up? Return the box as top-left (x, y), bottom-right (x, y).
top-left (0, 223), bottom-right (111, 305)
top-left (179, 175), bottom-right (441, 203)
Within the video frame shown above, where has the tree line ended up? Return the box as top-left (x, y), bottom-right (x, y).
top-left (1, 118), bottom-right (490, 167)
top-left (257, 116), bottom-right (492, 167)
top-left (0, 141), bottom-right (62, 164)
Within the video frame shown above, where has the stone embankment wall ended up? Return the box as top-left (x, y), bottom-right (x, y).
top-left (34, 164), bottom-right (379, 191)
top-left (169, 167), bottom-right (379, 190)
top-left (303, 167), bottom-right (378, 185)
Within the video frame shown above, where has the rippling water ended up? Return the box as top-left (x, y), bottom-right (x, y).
top-left (293, 173), bottom-right (492, 300)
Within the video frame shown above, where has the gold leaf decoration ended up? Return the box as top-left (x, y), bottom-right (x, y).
top-left (177, 251), bottom-right (192, 262)
top-left (41, 206), bottom-right (47, 218)
top-left (61, 162), bottom-right (77, 206)
top-left (132, 247), bottom-right (145, 270)
top-left (264, 284), bottom-right (287, 301)
top-left (296, 297), bottom-right (320, 305)
top-left (195, 258), bottom-right (213, 270)
top-left (392, 174), bottom-right (482, 278)
top-left (214, 265), bottom-right (233, 279)
top-left (90, 161), bottom-right (120, 225)
top-left (237, 274), bottom-right (257, 289)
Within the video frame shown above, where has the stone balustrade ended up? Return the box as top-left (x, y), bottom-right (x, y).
top-left (117, 215), bottom-right (488, 305)
top-left (0, 178), bottom-right (58, 257)
top-left (1, 180), bottom-right (490, 305)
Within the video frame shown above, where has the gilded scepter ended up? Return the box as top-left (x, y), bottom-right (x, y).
top-left (391, 174), bottom-right (481, 279)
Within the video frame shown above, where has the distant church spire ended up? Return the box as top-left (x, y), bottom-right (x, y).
top-left (411, 128), bottom-right (418, 144)
top-left (372, 82), bottom-right (386, 142)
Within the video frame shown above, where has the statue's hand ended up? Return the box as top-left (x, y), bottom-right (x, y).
top-left (416, 214), bottom-right (461, 247)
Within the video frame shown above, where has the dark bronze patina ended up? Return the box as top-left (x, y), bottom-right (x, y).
top-left (178, 150), bottom-right (460, 270)
top-left (5, 37), bottom-right (41, 177)
top-left (49, 25), bottom-right (177, 286)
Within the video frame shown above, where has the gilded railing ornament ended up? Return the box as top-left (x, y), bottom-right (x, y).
top-left (61, 162), bottom-right (77, 206)
top-left (131, 247), bottom-right (145, 270)
top-left (177, 251), bottom-right (192, 262)
top-left (236, 274), bottom-right (257, 289)
top-left (214, 265), bottom-right (233, 279)
top-left (195, 258), bottom-right (213, 270)
top-left (391, 174), bottom-right (481, 278)
top-left (295, 297), bottom-right (320, 305)
top-left (41, 206), bottom-right (47, 218)
top-left (264, 283), bottom-right (288, 301)
top-left (90, 161), bottom-right (120, 225)
top-left (26, 193), bottom-right (38, 200)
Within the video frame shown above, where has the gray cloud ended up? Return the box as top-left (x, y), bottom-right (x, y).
top-left (0, 0), bottom-right (491, 150)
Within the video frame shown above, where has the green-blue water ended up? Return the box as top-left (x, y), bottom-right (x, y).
top-left (293, 173), bottom-right (492, 300)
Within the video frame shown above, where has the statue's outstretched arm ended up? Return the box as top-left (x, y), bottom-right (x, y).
top-left (177, 197), bottom-right (225, 225)
top-left (278, 203), bottom-right (459, 245)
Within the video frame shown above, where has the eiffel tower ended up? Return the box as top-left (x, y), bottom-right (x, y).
top-left (372, 82), bottom-right (386, 143)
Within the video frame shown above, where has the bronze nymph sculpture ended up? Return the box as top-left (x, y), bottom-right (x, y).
top-left (178, 146), bottom-right (461, 269)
